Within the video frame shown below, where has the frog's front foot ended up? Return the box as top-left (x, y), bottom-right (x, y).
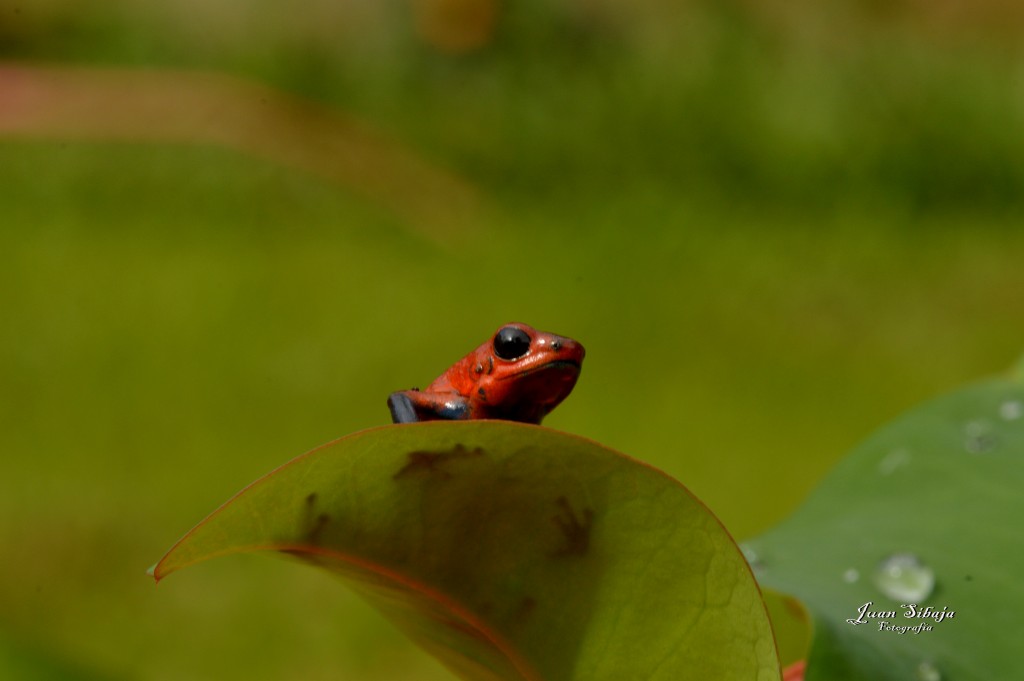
top-left (388, 392), bottom-right (419, 424)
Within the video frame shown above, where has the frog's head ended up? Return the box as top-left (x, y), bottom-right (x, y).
top-left (484, 322), bottom-right (585, 421)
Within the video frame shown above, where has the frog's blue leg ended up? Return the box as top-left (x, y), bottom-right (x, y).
top-left (388, 391), bottom-right (470, 424)
top-left (435, 400), bottom-right (469, 420)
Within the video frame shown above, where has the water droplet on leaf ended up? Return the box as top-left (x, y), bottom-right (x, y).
top-left (740, 544), bottom-right (762, 570)
top-left (878, 448), bottom-right (912, 475)
top-left (916, 660), bottom-right (941, 681)
top-left (874, 553), bottom-right (935, 601)
top-left (964, 419), bottom-right (997, 454)
top-left (843, 568), bottom-right (860, 583)
top-left (1000, 399), bottom-right (1023, 421)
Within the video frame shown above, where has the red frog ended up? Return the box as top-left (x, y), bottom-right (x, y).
top-left (388, 322), bottom-right (585, 424)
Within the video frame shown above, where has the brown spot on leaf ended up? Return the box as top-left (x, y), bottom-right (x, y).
top-left (513, 596), bottom-right (537, 624)
top-left (393, 443), bottom-right (485, 480)
top-left (301, 492), bottom-right (331, 543)
top-left (307, 513), bottom-right (331, 543)
top-left (552, 497), bottom-right (594, 557)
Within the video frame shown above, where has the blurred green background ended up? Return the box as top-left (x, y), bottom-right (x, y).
top-left (2, 0), bottom-right (1023, 679)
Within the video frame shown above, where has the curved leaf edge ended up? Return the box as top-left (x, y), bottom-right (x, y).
top-left (151, 421), bottom-right (746, 579)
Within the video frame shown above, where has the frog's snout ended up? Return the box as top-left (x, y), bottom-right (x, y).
top-left (551, 335), bottom-right (585, 364)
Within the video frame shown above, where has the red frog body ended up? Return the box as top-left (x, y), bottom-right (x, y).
top-left (388, 322), bottom-right (585, 424)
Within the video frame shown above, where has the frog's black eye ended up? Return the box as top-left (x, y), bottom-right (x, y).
top-left (493, 326), bottom-right (531, 360)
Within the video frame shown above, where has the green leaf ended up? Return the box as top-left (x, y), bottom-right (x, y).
top-left (152, 421), bottom-right (779, 681)
top-left (746, 368), bottom-right (1024, 680)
